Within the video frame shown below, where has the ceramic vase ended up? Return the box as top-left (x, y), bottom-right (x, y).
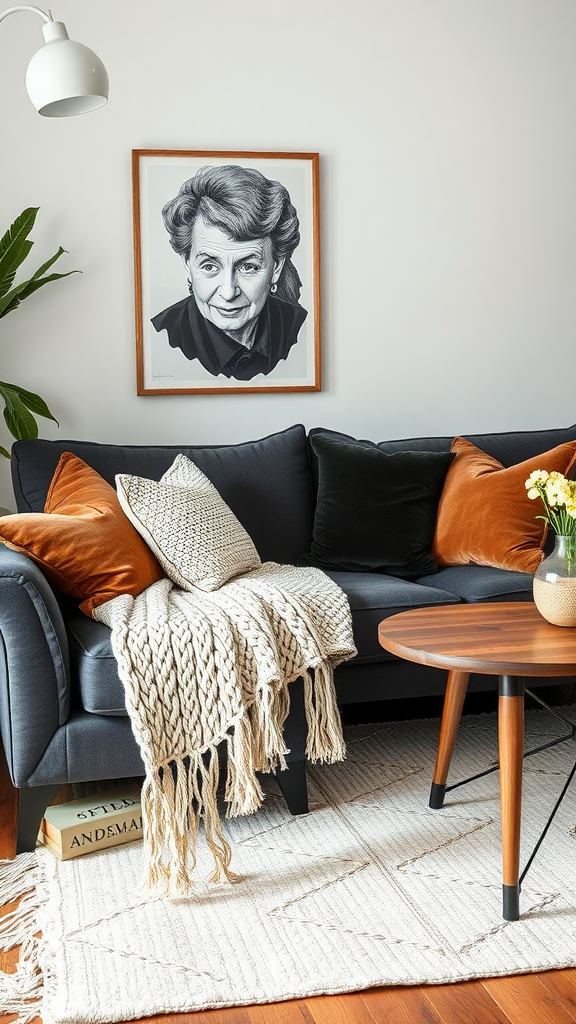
top-left (533, 534), bottom-right (576, 627)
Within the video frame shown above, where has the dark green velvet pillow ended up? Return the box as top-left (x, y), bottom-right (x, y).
top-left (301, 434), bottom-right (455, 578)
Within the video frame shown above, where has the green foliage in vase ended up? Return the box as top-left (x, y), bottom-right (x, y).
top-left (0, 207), bottom-right (79, 458)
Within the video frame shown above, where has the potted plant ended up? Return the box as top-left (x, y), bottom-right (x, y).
top-left (0, 207), bottom-right (79, 458)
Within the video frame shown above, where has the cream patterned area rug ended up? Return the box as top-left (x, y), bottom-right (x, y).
top-left (3, 709), bottom-right (576, 1024)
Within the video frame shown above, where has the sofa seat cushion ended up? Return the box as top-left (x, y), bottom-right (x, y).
top-left (68, 614), bottom-right (127, 716)
top-left (415, 565), bottom-right (534, 603)
top-left (68, 570), bottom-right (462, 714)
top-left (322, 571), bottom-right (460, 663)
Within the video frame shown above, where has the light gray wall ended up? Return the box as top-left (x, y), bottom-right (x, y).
top-left (0, 0), bottom-right (575, 508)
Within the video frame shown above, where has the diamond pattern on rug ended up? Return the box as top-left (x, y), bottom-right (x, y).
top-left (30, 710), bottom-right (576, 1024)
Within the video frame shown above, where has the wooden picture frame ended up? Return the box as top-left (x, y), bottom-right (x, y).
top-left (132, 150), bottom-right (321, 395)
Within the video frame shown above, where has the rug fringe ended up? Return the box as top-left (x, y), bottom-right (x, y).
top-left (0, 854), bottom-right (43, 1024)
top-left (0, 852), bottom-right (37, 908)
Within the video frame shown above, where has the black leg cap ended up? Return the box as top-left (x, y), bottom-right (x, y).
top-left (503, 884), bottom-right (520, 921)
top-left (429, 782), bottom-right (446, 809)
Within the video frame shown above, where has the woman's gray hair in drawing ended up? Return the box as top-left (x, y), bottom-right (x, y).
top-left (160, 164), bottom-right (302, 304)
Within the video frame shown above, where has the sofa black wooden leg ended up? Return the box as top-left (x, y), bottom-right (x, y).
top-left (275, 759), bottom-right (309, 815)
top-left (17, 784), bottom-right (61, 854)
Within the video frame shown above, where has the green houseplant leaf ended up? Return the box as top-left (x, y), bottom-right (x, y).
top-left (0, 245), bottom-right (78, 319)
top-left (0, 208), bottom-right (79, 456)
top-left (0, 381), bottom-right (59, 440)
top-left (0, 207), bottom-right (37, 299)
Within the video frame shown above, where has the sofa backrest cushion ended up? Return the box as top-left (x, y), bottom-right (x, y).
top-left (308, 424), bottom-right (576, 560)
top-left (308, 424), bottom-right (576, 497)
top-left (11, 425), bottom-right (313, 565)
top-left (309, 424), bottom-right (576, 466)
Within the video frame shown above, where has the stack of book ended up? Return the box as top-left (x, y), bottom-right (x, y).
top-left (37, 783), bottom-right (143, 860)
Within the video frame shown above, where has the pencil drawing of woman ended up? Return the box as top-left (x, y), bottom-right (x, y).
top-left (151, 164), bottom-right (308, 380)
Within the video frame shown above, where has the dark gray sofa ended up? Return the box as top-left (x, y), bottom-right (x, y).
top-left (2, 421), bottom-right (575, 853)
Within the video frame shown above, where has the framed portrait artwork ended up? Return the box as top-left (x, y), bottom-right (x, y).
top-left (132, 150), bottom-right (321, 395)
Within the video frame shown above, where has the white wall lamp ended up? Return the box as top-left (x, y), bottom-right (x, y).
top-left (0, 5), bottom-right (108, 116)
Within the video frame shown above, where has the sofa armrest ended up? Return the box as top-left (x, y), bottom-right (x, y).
top-left (0, 546), bottom-right (70, 787)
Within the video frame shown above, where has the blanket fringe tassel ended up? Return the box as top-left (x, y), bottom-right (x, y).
top-left (303, 663), bottom-right (347, 764)
top-left (250, 681), bottom-right (290, 776)
top-left (0, 853), bottom-right (43, 1024)
top-left (142, 745), bottom-right (244, 896)
top-left (225, 713), bottom-right (265, 817)
top-left (140, 664), bottom-right (345, 897)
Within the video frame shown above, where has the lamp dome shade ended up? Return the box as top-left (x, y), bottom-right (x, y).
top-left (25, 20), bottom-right (108, 117)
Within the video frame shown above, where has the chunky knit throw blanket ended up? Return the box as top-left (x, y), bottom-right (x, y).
top-left (94, 562), bottom-right (356, 894)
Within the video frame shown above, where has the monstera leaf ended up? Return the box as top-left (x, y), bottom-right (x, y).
top-left (0, 207), bottom-right (79, 456)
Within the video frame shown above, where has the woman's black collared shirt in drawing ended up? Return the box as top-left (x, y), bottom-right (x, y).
top-left (151, 294), bottom-right (307, 381)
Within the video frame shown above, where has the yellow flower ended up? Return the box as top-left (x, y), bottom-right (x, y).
top-left (525, 467), bottom-right (576, 541)
top-left (545, 476), bottom-right (572, 508)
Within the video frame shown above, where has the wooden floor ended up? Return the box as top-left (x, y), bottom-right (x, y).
top-left (2, 741), bottom-right (576, 1023)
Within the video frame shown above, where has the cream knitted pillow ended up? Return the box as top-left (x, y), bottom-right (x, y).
top-left (115, 456), bottom-right (261, 592)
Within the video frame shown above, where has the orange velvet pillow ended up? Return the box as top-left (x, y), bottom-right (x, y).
top-left (0, 452), bottom-right (165, 615)
top-left (432, 437), bottom-right (576, 573)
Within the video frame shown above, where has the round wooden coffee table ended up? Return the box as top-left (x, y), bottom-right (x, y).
top-left (378, 601), bottom-right (576, 921)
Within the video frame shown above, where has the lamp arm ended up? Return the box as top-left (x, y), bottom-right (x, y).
top-left (0, 6), bottom-right (52, 26)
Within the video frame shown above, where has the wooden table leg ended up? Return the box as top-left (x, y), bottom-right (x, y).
top-left (429, 670), bottom-right (470, 809)
top-left (498, 675), bottom-right (525, 921)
